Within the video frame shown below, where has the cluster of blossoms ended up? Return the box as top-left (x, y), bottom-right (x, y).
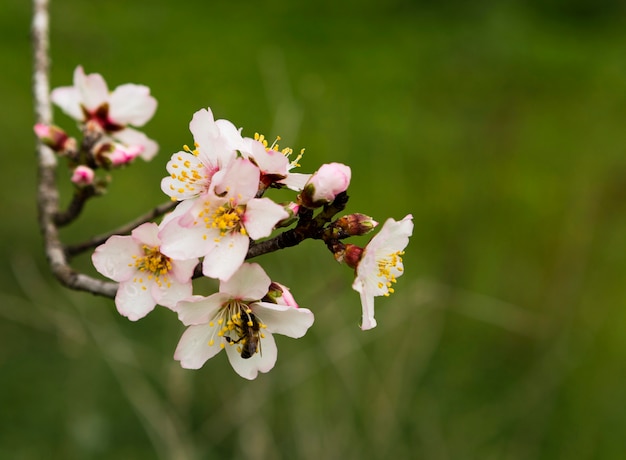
top-left (39, 67), bottom-right (413, 379)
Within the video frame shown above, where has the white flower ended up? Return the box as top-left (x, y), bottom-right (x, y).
top-left (159, 157), bottom-right (289, 281)
top-left (351, 214), bottom-right (413, 330)
top-left (91, 222), bottom-right (198, 321)
top-left (51, 66), bottom-right (158, 160)
top-left (173, 263), bottom-right (314, 380)
top-left (161, 107), bottom-right (242, 201)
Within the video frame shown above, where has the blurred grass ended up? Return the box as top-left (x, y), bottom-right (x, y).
top-left (2, 0), bottom-right (626, 458)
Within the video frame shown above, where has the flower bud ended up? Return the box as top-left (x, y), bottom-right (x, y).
top-left (263, 282), bottom-right (300, 308)
top-left (95, 142), bottom-right (144, 167)
top-left (331, 242), bottom-right (364, 269)
top-left (71, 165), bottom-right (95, 187)
top-left (299, 162), bottom-right (351, 208)
top-left (275, 202), bottom-right (300, 228)
top-left (33, 123), bottom-right (74, 153)
top-left (331, 213), bottom-right (378, 238)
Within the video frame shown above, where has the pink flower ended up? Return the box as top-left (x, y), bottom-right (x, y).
top-left (71, 165), bottom-right (95, 186)
top-left (173, 263), bottom-right (314, 379)
top-left (161, 108), bottom-right (242, 201)
top-left (105, 143), bottom-right (145, 166)
top-left (300, 162), bottom-right (351, 208)
top-left (51, 66), bottom-right (158, 160)
top-left (350, 214), bottom-right (413, 330)
top-left (159, 157), bottom-right (289, 281)
top-left (92, 222), bottom-right (198, 321)
top-left (33, 123), bottom-right (72, 152)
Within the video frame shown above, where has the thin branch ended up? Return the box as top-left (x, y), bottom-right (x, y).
top-left (65, 200), bottom-right (177, 259)
top-left (33, 0), bottom-right (118, 299)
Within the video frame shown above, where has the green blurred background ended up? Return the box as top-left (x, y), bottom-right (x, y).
top-left (3, 0), bottom-right (626, 458)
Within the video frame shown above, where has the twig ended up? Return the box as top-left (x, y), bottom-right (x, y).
top-left (65, 200), bottom-right (177, 259)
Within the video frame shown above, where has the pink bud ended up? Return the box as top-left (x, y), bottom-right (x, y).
top-left (33, 123), bottom-right (71, 152)
top-left (107, 144), bottom-right (145, 166)
top-left (300, 162), bottom-right (351, 208)
top-left (71, 165), bottom-right (95, 186)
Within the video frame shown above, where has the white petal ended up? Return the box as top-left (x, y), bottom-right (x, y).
top-left (130, 222), bottom-right (160, 247)
top-left (243, 198), bottom-right (289, 240)
top-left (159, 217), bottom-right (215, 260)
top-left (174, 324), bottom-right (223, 369)
top-left (50, 86), bottom-right (83, 120)
top-left (75, 67), bottom-right (109, 112)
top-left (108, 84), bottom-right (157, 126)
top-left (91, 235), bottom-right (140, 281)
top-left (152, 277), bottom-right (193, 310)
top-left (114, 128), bottom-right (159, 161)
top-left (115, 279), bottom-right (157, 321)
top-left (357, 288), bottom-right (377, 330)
top-left (278, 172), bottom-right (312, 191)
top-left (170, 258), bottom-right (199, 284)
top-left (174, 293), bottom-right (229, 325)
top-left (253, 302), bottom-right (314, 338)
top-left (221, 263), bottom-right (270, 300)
top-left (202, 232), bottom-right (249, 281)
top-left (225, 332), bottom-right (277, 380)
top-left (213, 157), bottom-right (260, 202)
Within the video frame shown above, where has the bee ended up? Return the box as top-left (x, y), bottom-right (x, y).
top-left (225, 309), bottom-right (261, 359)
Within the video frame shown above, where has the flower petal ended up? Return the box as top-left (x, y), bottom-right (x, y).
top-left (243, 198), bottom-right (289, 240)
top-left (131, 222), bottom-right (160, 247)
top-left (152, 277), bottom-right (193, 310)
top-left (115, 279), bottom-right (157, 321)
top-left (253, 302), bottom-right (315, 338)
top-left (202, 232), bottom-right (249, 281)
top-left (224, 331), bottom-right (277, 380)
top-left (114, 128), bottom-right (159, 161)
top-left (174, 293), bottom-right (229, 325)
top-left (159, 217), bottom-right (216, 260)
top-left (50, 86), bottom-right (83, 120)
top-left (174, 324), bottom-right (223, 369)
top-left (221, 263), bottom-right (271, 301)
top-left (213, 157), bottom-right (260, 202)
top-left (92, 235), bottom-right (140, 282)
top-left (75, 66), bottom-right (109, 112)
top-left (108, 83), bottom-right (157, 126)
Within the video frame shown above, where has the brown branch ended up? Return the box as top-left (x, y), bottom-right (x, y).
top-left (33, 0), bottom-right (117, 299)
top-left (65, 200), bottom-right (177, 259)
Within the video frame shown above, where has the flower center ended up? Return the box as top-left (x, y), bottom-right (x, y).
top-left (131, 245), bottom-right (173, 288)
top-left (254, 132), bottom-right (304, 170)
top-left (198, 198), bottom-right (247, 239)
top-left (166, 144), bottom-right (214, 200)
top-left (206, 301), bottom-right (267, 358)
top-left (377, 250), bottom-right (405, 296)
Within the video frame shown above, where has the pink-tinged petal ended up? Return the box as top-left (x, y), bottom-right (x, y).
top-left (253, 302), bottom-right (315, 338)
top-left (131, 222), bottom-right (160, 247)
top-left (159, 217), bottom-right (216, 260)
top-left (174, 293), bottom-right (229, 326)
top-left (92, 235), bottom-right (141, 282)
top-left (74, 66), bottom-right (109, 112)
top-left (224, 332), bottom-right (277, 380)
top-left (114, 128), bottom-right (159, 161)
top-left (50, 86), bottom-right (83, 120)
top-left (109, 84), bottom-right (157, 126)
top-left (215, 119), bottom-right (244, 152)
top-left (246, 140), bottom-right (289, 175)
top-left (213, 157), bottom-right (260, 202)
top-left (174, 324), bottom-right (223, 369)
top-left (159, 199), bottom-right (194, 228)
top-left (243, 198), bottom-right (289, 240)
top-left (201, 232), bottom-right (249, 281)
top-left (278, 172), bottom-right (312, 191)
top-left (170, 258), bottom-right (199, 284)
top-left (161, 151), bottom-right (210, 200)
top-left (151, 277), bottom-right (193, 310)
top-left (189, 108), bottom-right (219, 147)
top-left (115, 279), bottom-right (157, 321)
top-left (221, 263), bottom-right (271, 301)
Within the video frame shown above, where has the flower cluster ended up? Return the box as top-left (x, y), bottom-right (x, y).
top-left (41, 68), bottom-right (413, 379)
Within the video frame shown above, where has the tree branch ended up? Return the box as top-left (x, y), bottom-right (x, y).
top-left (33, 0), bottom-right (117, 299)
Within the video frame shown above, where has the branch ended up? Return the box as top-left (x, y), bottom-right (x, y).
top-left (33, 0), bottom-right (117, 299)
top-left (65, 200), bottom-right (177, 259)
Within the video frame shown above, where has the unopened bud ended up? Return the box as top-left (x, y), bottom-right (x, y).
top-left (263, 282), bottom-right (299, 308)
top-left (71, 165), bottom-right (95, 187)
top-left (275, 202), bottom-right (300, 228)
top-left (331, 214), bottom-right (378, 238)
top-left (33, 123), bottom-right (73, 153)
top-left (299, 162), bottom-right (351, 208)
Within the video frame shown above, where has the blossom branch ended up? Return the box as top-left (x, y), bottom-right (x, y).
top-left (65, 200), bottom-right (177, 259)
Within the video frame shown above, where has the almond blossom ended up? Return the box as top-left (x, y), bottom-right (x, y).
top-left (51, 66), bottom-right (158, 160)
top-left (173, 263), bottom-right (314, 380)
top-left (159, 157), bottom-right (289, 281)
top-left (160, 107), bottom-right (242, 201)
top-left (92, 222), bottom-right (198, 321)
top-left (348, 214), bottom-right (414, 330)
top-left (300, 162), bottom-right (351, 208)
